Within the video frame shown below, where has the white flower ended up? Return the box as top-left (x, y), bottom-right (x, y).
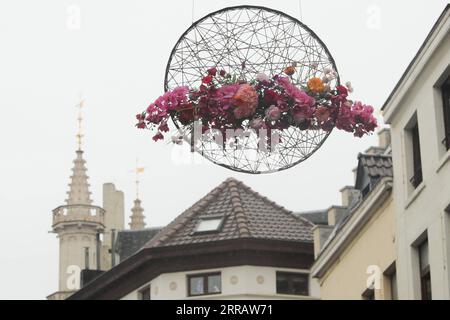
top-left (171, 135), bottom-right (183, 145)
top-left (256, 73), bottom-right (270, 82)
top-left (345, 81), bottom-right (354, 93)
top-left (324, 67), bottom-right (332, 74)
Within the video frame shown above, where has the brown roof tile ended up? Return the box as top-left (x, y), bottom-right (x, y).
top-left (145, 178), bottom-right (313, 248)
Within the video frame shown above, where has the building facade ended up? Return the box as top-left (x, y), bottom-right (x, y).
top-left (309, 130), bottom-right (396, 300)
top-left (68, 178), bottom-right (319, 300)
top-left (382, 5), bottom-right (450, 299)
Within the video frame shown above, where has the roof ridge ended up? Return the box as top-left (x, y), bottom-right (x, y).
top-left (145, 180), bottom-right (228, 248)
top-left (227, 179), bottom-right (251, 237)
top-left (358, 153), bottom-right (392, 158)
top-left (233, 179), bottom-right (313, 227)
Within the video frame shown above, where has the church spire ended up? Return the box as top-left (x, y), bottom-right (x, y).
top-left (66, 97), bottom-right (92, 205)
top-left (66, 150), bottom-right (92, 205)
top-left (129, 159), bottom-right (147, 230)
top-left (129, 198), bottom-right (146, 230)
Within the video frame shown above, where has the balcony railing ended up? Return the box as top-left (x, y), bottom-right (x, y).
top-left (52, 204), bottom-right (105, 227)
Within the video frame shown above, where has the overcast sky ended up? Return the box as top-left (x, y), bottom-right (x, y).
top-left (0, 0), bottom-right (446, 299)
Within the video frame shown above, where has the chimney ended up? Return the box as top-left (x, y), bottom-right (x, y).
top-left (340, 186), bottom-right (362, 208)
top-left (313, 225), bottom-right (334, 258)
top-left (378, 128), bottom-right (391, 149)
top-left (327, 206), bottom-right (348, 226)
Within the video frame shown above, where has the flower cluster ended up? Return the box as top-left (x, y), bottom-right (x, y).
top-left (136, 67), bottom-right (377, 142)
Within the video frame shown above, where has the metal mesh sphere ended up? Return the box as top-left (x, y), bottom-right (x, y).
top-left (164, 5), bottom-right (339, 174)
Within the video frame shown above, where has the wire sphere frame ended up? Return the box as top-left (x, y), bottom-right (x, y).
top-left (164, 5), bottom-right (340, 174)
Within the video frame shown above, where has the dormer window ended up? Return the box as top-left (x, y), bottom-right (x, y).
top-left (194, 216), bottom-right (225, 233)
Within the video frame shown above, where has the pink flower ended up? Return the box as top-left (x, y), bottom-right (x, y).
top-left (202, 75), bottom-right (213, 84)
top-left (233, 84), bottom-right (258, 119)
top-left (207, 67), bottom-right (217, 76)
top-left (219, 69), bottom-right (226, 77)
top-left (266, 105), bottom-right (281, 121)
top-left (315, 106), bottom-right (331, 123)
top-left (256, 73), bottom-right (270, 83)
top-left (250, 118), bottom-right (265, 130)
top-left (277, 77), bottom-right (315, 107)
top-left (214, 84), bottom-right (240, 110)
top-left (158, 122), bottom-right (169, 132)
top-left (152, 132), bottom-right (164, 142)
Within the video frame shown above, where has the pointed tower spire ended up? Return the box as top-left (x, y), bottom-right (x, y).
top-left (66, 97), bottom-right (92, 205)
top-left (129, 198), bottom-right (146, 230)
top-left (49, 97), bottom-right (105, 300)
top-left (66, 149), bottom-right (93, 205)
top-left (129, 158), bottom-right (147, 230)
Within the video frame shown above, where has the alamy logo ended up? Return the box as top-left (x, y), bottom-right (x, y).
top-left (366, 265), bottom-right (381, 290)
top-left (66, 5), bottom-right (81, 30)
top-left (66, 265), bottom-right (81, 290)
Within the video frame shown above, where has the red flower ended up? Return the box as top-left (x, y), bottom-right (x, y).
top-left (202, 75), bottom-right (213, 84)
top-left (263, 89), bottom-right (279, 106)
top-left (152, 132), bottom-right (164, 142)
top-left (336, 85), bottom-right (348, 97)
top-left (220, 69), bottom-right (226, 77)
top-left (178, 103), bottom-right (196, 125)
top-left (158, 122), bottom-right (169, 132)
top-left (207, 68), bottom-right (217, 76)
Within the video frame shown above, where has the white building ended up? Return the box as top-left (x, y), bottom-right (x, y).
top-left (382, 4), bottom-right (450, 299)
top-left (47, 147), bottom-right (126, 300)
top-left (68, 178), bottom-right (318, 300)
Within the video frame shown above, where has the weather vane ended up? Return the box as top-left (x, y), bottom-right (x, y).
top-left (133, 158), bottom-right (146, 199)
top-left (75, 95), bottom-right (84, 151)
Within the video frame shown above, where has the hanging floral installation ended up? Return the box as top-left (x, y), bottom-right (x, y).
top-left (136, 66), bottom-right (377, 142)
top-left (135, 6), bottom-right (379, 174)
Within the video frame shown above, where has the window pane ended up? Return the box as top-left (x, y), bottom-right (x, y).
top-left (419, 241), bottom-right (429, 271)
top-left (139, 286), bottom-right (150, 300)
top-left (276, 272), bottom-right (308, 296)
top-left (189, 277), bottom-right (204, 295)
top-left (196, 218), bottom-right (222, 232)
top-left (390, 273), bottom-right (398, 300)
top-left (411, 123), bottom-right (423, 187)
top-left (422, 273), bottom-right (432, 300)
top-left (207, 274), bottom-right (221, 293)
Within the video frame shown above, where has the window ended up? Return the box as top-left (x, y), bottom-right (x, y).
top-left (384, 262), bottom-right (397, 300)
top-left (389, 271), bottom-right (398, 300)
top-left (194, 216), bottom-right (225, 233)
top-left (441, 76), bottom-right (450, 150)
top-left (362, 287), bottom-right (375, 300)
top-left (188, 272), bottom-right (221, 296)
top-left (276, 272), bottom-right (309, 296)
top-left (409, 121), bottom-right (423, 188)
top-left (419, 240), bottom-right (432, 300)
top-left (138, 285), bottom-right (151, 300)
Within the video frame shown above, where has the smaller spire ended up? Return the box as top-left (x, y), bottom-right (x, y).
top-left (129, 158), bottom-right (147, 230)
top-left (129, 199), bottom-right (146, 230)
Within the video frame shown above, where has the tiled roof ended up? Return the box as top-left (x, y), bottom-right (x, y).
top-left (116, 227), bottom-right (162, 261)
top-left (145, 178), bottom-right (313, 248)
top-left (358, 153), bottom-right (393, 179)
top-left (294, 210), bottom-right (328, 225)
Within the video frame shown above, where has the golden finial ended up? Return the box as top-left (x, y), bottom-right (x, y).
top-left (75, 95), bottom-right (84, 151)
top-left (133, 158), bottom-right (146, 199)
